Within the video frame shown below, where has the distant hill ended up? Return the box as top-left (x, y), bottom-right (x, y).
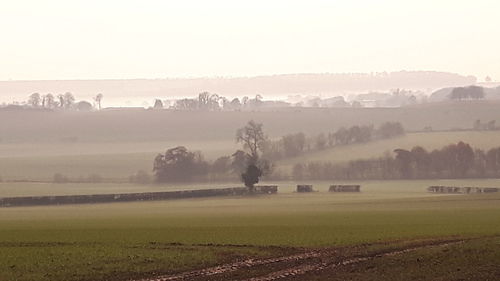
top-left (2, 100), bottom-right (500, 144)
top-left (0, 71), bottom-right (476, 106)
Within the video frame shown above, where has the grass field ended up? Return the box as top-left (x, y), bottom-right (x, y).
top-left (0, 140), bottom-right (236, 181)
top-left (1, 180), bottom-right (500, 281)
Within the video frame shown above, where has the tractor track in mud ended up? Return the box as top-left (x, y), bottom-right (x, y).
top-left (132, 238), bottom-right (466, 281)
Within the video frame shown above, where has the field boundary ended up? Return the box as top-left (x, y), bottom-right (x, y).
top-left (0, 186), bottom-right (278, 207)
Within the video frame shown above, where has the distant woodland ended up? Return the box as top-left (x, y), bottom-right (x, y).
top-left (0, 71), bottom-right (477, 106)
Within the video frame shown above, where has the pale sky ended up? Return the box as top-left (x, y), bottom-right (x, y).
top-left (1, 0), bottom-right (499, 81)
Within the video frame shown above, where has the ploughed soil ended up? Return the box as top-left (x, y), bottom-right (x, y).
top-left (131, 236), bottom-right (500, 281)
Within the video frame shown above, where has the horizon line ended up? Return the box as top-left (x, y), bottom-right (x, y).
top-left (0, 70), bottom-right (479, 83)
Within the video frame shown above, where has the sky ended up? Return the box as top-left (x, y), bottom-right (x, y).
top-left (0, 0), bottom-right (499, 81)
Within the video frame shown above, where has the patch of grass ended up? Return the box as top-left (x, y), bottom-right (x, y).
top-left (0, 241), bottom-right (280, 281)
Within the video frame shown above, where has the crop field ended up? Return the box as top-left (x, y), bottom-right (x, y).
top-left (1, 180), bottom-right (499, 281)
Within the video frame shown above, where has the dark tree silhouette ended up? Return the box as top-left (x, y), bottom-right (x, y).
top-left (153, 146), bottom-right (208, 182)
top-left (449, 86), bottom-right (485, 100)
top-left (236, 120), bottom-right (266, 161)
top-left (235, 121), bottom-right (269, 190)
top-left (242, 164), bottom-right (263, 191)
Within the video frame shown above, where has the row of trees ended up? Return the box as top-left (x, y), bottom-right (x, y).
top-left (330, 122), bottom-right (404, 145)
top-left (449, 86), bottom-right (485, 101)
top-left (8, 93), bottom-right (104, 111)
top-left (292, 141), bottom-right (500, 180)
top-left (261, 122), bottom-right (404, 160)
top-left (153, 92), bottom-right (267, 111)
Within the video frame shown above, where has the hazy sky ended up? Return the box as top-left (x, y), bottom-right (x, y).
top-left (1, 0), bottom-right (499, 81)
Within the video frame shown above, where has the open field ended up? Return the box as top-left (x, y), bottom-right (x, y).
top-left (0, 140), bottom-right (236, 181)
top-left (1, 180), bottom-right (500, 281)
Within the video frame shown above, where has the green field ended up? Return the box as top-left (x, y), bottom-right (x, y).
top-left (1, 180), bottom-right (500, 281)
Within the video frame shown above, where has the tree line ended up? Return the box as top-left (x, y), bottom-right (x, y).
top-left (151, 120), bottom-right (405, 186)
top-left (449, 86), bottom-right (485, 101)
top-left (292, 141), bottom-right (500, 180)
top-left (2, 92), bottom-right (103, 111)
top-left (261, 122), bottom-right (404, 160)
top-left (152, 92), bottom-right (270, 111)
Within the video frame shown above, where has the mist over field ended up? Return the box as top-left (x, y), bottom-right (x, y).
top-left (1, 1), bottom-right (500, 281)
top-left (0, 71), bottom-right (478, 106)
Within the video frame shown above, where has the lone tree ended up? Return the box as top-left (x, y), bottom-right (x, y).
top-left (236, 120), bottom-right (265, 161)
top-left (242, 164), bottom-right (262, 189)
top-left (94, 93), bottom-right (103, 110)
top-left (236, 120), bottom-right (267, 191)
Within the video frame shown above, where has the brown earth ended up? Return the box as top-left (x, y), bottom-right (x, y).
top-left (131, 238), bottom-right (475, 281)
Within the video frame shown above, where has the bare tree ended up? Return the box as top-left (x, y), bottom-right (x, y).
top-left (94, 93), bottom-right (103, 110)
top-left (236, 120), bottom-right (266, 161)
